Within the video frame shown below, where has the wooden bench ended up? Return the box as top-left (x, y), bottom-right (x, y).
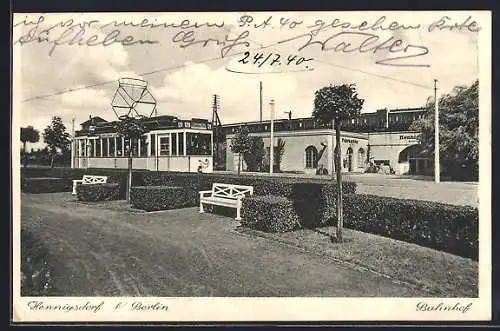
top-left (199, 183), bottom-right (254, 220)
top-left (72, 175), bottom-right (108, 195)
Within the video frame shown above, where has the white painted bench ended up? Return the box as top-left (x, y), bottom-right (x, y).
top-left (72, 175), bottom-right (108, 195)
top-left (199, 183), bottom-right (254, 220)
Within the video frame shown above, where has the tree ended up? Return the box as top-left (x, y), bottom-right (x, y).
top-left (114, 115), bottom-right (149, 202)
top-left (313, 84), bottom-right (364, 242)
top-left (276, 138), bottom-right (286, 172)
top-left (20, 126), bottom-right (40, 167)
top-left (230, 126), bottom-right (251, 175)
top-left (42, 117), bottom-right (70, 168)
top-left (244, 136), bottom-right (266, 172)
top-left (409, 80), bottom-right (479, 180)
top-left (21, 126), bottom-right (40, 153)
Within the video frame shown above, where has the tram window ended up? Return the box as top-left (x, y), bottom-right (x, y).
top-left (159, 136), bottom-right (170, 156)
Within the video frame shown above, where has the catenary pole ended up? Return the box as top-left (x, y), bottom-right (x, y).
top-left (434, 79), bottom-right (440, 183)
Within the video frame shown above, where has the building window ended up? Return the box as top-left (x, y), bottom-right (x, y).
top-left (159, 136), bottom-right (170, 156)
top-left (305, 145), bottom-right (318, 168)
top-left (358, 148), bottom-right (365, 168)
top-left (186, 133), bottom-right (212, 155)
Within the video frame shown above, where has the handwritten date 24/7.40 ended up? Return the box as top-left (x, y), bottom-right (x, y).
top-left (238, 52), bottom-right (313, 70)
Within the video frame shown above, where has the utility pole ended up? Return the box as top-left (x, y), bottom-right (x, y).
top-left (212, 94), bottom-right (221, 169)
top-left (434, 79), bottom-right (440, 183)
top-left (71, 117), bottom-right (75, 168)
top-left (259, 81), bottom-right (263, 123)
top-left (269, 99), bottom-right (275, 174)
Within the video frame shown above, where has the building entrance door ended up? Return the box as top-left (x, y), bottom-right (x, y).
top-left (346, 147), bottom-right (353, 172)
top-left (409, 159), bottom-right (416, 173)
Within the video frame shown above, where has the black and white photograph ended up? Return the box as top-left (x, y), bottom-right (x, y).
top-left (12, 10), bottom-right (491, 322)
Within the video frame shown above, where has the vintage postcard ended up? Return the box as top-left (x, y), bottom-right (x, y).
top-left (12, 11), bottom-right (491, 322)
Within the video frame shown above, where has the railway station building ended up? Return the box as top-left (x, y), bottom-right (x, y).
top-left (71, 107), bottom-right (432, 175)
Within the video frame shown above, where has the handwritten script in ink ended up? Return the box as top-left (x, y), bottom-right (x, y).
top-left (228, 51), bottom-right (314, 74)
top-left (13, 14), bottom-right (481, 69)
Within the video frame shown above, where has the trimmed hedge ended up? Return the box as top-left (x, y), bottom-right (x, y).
top-left (76, 183), bottom-right (120, 202)
top-left (21, 168), bottom-right (129, 198)
top-left (21, 177), bottom-right (71, 194)
top-left (21, 167), bottom-right (86, 179)
top-left (75, 169), bottom-right (130, 199)
top-left (343, 194), bottom-right (479, 260)
top-left (20, 168), bottom-right (357, 202)
top-left (136, 172), bottom-right (355, 226)
top-left (136, 171), bottom-right (357, 197)
top-left (130, 186), bottom-right (192, 211)
top-left (241, 195), bottom-right (301, 233)
top-left (20, 168), bottom-right (356, 226)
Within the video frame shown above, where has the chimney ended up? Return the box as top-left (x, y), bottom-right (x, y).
top-left (89, 115), bottom-right (92, 120)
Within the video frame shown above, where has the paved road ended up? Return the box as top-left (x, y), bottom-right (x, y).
top-left (21, 193), bottom-right (423, 297)
top-left (216, 171), bottom-right (479, 207)
top-left (353, 176), bottom-right (478, 207)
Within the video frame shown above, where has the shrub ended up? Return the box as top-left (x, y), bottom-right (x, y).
top-left (21, 177), bottom-right (70, 193)
top-left (76, 183), bottom-right (120, 202)
top-left (343, 194), bottom-right (479, 260)
top-left (21, 168), bottom-right (131, 199)
top-left (21, 228), bottom-right (56, 295)
top-left (241, 195), bottom-right (301, 233)
top-left (21, 167), bottom-right (86, 180)
top-left (85, 168), bottom-right (140, 199)
top-left (137, 171), bottom-right (356, 200)
top-left (21, 168), bottom-right (357, 199)
top-left (131, 186), bottom-right (194, 211)
top-left (134, 172), bottom-right (356, 226)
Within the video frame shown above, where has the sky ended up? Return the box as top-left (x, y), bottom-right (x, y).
top-left (13, 11), bottom-right (485, 150)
